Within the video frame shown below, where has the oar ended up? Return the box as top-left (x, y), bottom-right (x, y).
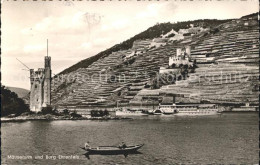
top-left (124, 153), bottom-right (128, 158)
top-left (83, 153), bottom-right (90, 159)
top-left (80, 147), bottom-right (87, 150)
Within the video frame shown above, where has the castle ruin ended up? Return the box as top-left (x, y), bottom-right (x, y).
top-left (30, 56), bottom-right (52, 112)
top-left (169, 46), bottom-right (193, 67)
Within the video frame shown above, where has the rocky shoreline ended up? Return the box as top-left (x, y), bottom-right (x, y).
top-left (1, 114), bottom-right (132, 122)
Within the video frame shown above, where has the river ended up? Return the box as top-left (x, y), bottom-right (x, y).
top-left (1, 112), bottom-right (258, 164)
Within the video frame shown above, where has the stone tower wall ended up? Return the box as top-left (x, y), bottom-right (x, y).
top-left (43, 56), bottom-right (51, 107)
top-left (29, 56), bottom-right (52, 112)
top-left (30, 69), bottom-right (45, 112)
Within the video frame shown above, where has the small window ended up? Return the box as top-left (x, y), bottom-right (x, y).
top-left (35, 84), bottom-right (37, 88)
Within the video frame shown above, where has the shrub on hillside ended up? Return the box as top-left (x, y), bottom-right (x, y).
top-left (166, 33), bottom-right (175, 38)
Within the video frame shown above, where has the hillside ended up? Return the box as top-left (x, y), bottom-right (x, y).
top-left (51, 13), bottom-right (259, 110)
top-left (58, 19), bottom-right (230, 75)
top-left (6, 86), bottom-right (29, 98)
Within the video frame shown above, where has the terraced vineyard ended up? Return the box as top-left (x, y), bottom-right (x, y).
top-left (51, 13), bottom-right (259, 110)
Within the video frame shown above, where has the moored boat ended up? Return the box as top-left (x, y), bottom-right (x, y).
top-left (152, 109), bottom-right (163, 115)
top-left (115, 109), bottom-right (148, 116)
top-left (158, 103), bottom-right (177, 115)
top-left (82, 144), bottom-right (144, 154)
top-left (174, 104), bottom-right (220, 116)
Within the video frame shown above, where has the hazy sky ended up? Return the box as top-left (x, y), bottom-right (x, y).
top-left (2, 0), bottom-right (258, 89)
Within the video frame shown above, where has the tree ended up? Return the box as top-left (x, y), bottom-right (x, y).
top-left (63, 109), bottom-right (69, 115)
top-left (91, 110), bottom-right (98, 117)
top-left (104, 109), bottom-right (109, 116)
top-left (1, 86), bottom-right (29, 116)
top-left (70, 110), bottom-right (82, 118)
top-left (99, 110), bottom-right (104, 117)
top-left (171, 63), bottom-right (176, 68)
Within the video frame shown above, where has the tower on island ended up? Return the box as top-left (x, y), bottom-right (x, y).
top-left (29, 40), bottom-right (52, 112)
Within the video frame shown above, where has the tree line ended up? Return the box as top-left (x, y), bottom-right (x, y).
top-left (1, 86), bottom-right (29, 116)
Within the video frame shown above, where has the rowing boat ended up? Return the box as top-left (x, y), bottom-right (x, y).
top-left (81, 144), bottom-right (144, 154)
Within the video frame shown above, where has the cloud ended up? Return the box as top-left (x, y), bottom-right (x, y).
top-left (2, 45), bottom-right (20, 53)
top-left (79, 37), bottom-right (113, 53)
top-left (81, 42), bottom-right (92, 49)
top-left (135, 2), bottom-right (177, 21)
top-left (23, 44), bottom-right (45, 53)
top-left (21, 11), bottom-right (98, 35)
top-left (35, 17), bottom-right (53, 31)
top-left (111, 19), bottom-right (130, 30)
top-left (100, 18), bottom-right (130, 32)
top-left (93, 38), bottom-right (106, 47)
top-left (21, 16), bottom-right (55, 35)
top-left (135, 3), bottom-right (160, 19)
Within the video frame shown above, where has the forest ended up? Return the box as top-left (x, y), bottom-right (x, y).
top-left (1, 86), bottom-right (29, 117)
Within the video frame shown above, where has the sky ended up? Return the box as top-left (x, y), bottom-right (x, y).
top-left (1, 0), bottom-right (258, 90)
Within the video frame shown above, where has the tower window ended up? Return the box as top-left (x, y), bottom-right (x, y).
top-left (35, 85), bottom-right (37, 88)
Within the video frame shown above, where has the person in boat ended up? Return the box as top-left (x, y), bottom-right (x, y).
top-left (119, 142), bottom-right (127, 149)
top-left (85, 141), bottom-right (91, 149)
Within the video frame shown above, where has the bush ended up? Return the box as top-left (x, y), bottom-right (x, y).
top-left (104, 110), bottom-right (109, 116)
top-left (90, 110), bottom-right (109, 117)
top-left (41, 107), bottom-right (53, 114)
top-left (167, 33), bottom-right (175, 38)
top-left (144, 84), bottom-right (151, 88)
top-left (70, 110), bottom-right (82, 118)
top-left (62, 109), bottom-right (69, 115)
top-left (210, 28), bottom-right (219, 34)
top-left (128, 58), bottom-right (136, 64)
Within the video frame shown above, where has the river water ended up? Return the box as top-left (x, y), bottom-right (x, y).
top-left (1, 113), bottom-right (258, 164)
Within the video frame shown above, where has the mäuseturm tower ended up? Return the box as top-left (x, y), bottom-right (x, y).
top-left (43, 56), bottom-right (51, 107)
top-left (29, 41), bottom-right (52, 112)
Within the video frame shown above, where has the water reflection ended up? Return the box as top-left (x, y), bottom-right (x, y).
top-left (83, 151), bottom-right (143, 159)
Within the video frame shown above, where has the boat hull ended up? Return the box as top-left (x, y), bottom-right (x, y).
top-left (152, 112), bottom-right (162, 115)
top-left (163, 112), bottom-right (175, 115)
top-left (83, 144), bottom-right (144, 154)
top-left (174, 111), bottom-right (220, 116)
top-left (116, 111), bottom-right (148, 116)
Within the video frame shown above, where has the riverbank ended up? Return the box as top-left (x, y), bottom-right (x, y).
top-left (1, 114), bottom-right (132, 122)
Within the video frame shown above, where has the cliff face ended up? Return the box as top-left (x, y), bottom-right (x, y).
top-left (51, 13), bottom-right (259, 109)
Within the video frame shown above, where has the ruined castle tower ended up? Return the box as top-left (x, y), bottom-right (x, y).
top-left (29, 56), bottom-right (52, 112)
top-left (169, 46), bottom-right (192, 67)
top-left (43, 56), bottom-right (51, 107)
